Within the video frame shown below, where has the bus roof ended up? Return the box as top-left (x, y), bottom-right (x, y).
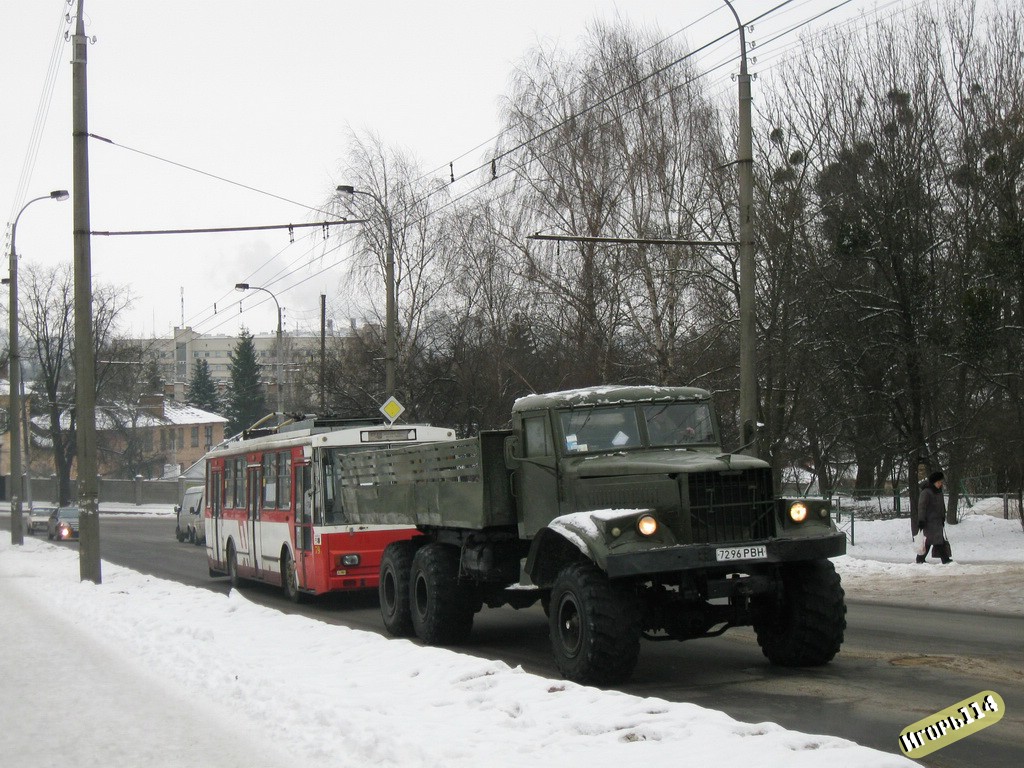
top-left (204, 423), bottom-right (457, 459)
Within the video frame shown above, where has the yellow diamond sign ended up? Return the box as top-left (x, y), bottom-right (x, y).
top-left (380, 396), bottom-right (405, 424)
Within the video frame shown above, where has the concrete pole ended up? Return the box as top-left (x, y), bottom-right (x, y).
top-left (724, 1), bottom-right (759, 456)
top-left (319, 294), bottom-right (326, 413)
top-left (72, 0), bottom-right (102, 584)
top-left (336, 186), bottom-right (397, 401)
top-left (275, 304), bottom-right (283, 415)
top-left (384, 215), bottom-right (396, 401)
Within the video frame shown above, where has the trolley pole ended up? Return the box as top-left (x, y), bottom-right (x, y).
top-left (72, 0), bottom-right (101, 584)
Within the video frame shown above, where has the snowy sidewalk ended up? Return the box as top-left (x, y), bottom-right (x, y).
top-left (0, 567), bottom-right (292, 768)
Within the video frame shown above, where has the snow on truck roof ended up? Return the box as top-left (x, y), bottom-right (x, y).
top-left (513, 385), bottom-right (711, 412)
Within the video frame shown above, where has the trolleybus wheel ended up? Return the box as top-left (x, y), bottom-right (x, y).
top-left (281, 549), bottom-right (303, 603)
top-left (227, 542), bottom-right (241, 589)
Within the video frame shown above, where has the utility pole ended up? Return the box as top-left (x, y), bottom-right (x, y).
top-left (336, 186), bottom-right (397, 402)
top-left (319, 294), bottom-right (326, 414)
top-left (724, 1), bottom-right (759, 456)
top-left (72, 0), bottom-right (101, 584)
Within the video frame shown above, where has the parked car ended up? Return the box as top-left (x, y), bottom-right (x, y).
top-left (25, 505), bottom-right (58, 535)
top-left (47, 506), bottom-right (81, 541)
top-left (175, 486), bottom-right (205, 545)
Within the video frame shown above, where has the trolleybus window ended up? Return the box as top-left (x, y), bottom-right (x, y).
top-left (263, 454), bottom-right (277, 508)
top-left (278, 454), bottom-right (291, 509)
top-left (233, 458), bottom-right (246, 508)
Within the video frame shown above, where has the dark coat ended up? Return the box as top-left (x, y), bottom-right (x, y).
top-left (917, 480), bottom-right (946, 546)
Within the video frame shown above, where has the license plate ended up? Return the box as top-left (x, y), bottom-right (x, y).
top-left (716, 545), bottom-right (767, 562)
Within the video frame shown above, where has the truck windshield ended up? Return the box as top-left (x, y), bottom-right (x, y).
top-left (642, 402), bottom-right (714, 446)
top-left (560, 406), bottom-right (642, 453)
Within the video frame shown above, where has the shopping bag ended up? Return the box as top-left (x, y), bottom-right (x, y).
top-left (914, 534), bottom-right (927, 556)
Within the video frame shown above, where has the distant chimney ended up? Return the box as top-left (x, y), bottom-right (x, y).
top-left (139, 394), bottom-right (165, 418)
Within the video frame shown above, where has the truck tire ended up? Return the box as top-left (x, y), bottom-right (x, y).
top-left (548, 561), bottom-right (640, 685)
top-left (379, 540), bottom-right (415, 637)
top-left (175, 525), bottom-right (185, 543)
top-left (753, 559), bottom-right (846, 667)
top-left (410, 543), bottom-right (475, 645)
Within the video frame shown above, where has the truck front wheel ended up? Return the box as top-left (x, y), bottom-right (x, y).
top-left (379, 540), bottom-right (415, 637)
top-left (753, 559), bottom-right (846, 667)
top-left (549, 561), bottom-right (640, 685)
top-left (410, 543), bottom-right (475, 645)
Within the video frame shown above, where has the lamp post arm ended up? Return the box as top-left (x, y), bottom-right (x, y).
top-left (237, 284), bottom-right (283, 415)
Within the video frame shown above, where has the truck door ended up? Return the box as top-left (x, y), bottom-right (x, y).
top-left (516, 414), bottom-right (561, 538)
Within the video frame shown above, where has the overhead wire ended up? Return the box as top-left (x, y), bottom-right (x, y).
top-left (112, 0), bottom-right (905, 355)
top-left (6, 3), bottom-right (71, 234)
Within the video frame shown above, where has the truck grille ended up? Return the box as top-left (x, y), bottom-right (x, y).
top-left (687, 468), bottom-right (774, 544)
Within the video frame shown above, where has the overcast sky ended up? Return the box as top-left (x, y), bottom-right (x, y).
top-left (2, 0), bottom-right (897, 351)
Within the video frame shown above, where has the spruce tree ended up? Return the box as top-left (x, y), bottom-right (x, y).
top-left (187, 358), bottom-right (221, 414)
top-left (224, 328), bottom-right (267, 434)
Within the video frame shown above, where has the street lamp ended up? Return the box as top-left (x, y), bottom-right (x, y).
top-left (336, 184), bottom-right (397, 401)
top-left (7, 189), bottom-right (69, 545)
top-left (235, 283), bottom-right (283, 417)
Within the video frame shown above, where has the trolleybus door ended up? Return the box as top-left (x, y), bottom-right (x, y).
top-left (248, 465), bottom-right (261, 577)
top-left (210, 468), bottom-right (222, 565)
top-left (294, 463), bottom-right (313, 588)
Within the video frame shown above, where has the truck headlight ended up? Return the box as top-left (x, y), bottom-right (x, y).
top-left (788, 502), bottom-right (808, 523)
top-left (340, 554), bottom-right (360, 567)
top-left (636, 515), bottom-right (658, 536)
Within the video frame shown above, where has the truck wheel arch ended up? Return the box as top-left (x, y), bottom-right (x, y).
top-left (525, 527), bottom-right (596, 587)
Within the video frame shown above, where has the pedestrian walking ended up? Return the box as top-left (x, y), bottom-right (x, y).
top-left (916, 470), bottom-right (951, 564)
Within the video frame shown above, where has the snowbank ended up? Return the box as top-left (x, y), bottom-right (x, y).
top-left (0, 534), bottom-right (914, 768)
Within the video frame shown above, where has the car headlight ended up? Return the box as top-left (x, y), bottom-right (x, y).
top-left (636, 515), bottom-right (659, 536)
top-left (788, 502), bottom-right (808, 523)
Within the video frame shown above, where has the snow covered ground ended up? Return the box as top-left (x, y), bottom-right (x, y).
top-left (2, 506), bottom-right (1021, 767)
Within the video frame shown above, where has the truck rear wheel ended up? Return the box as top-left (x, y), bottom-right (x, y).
top-left (410, 543), bottom-right (474, 645)
top-left (754, 559), bottom-right (846, 667)
top-left (379, 540), bottom-right (415, 637)
top-left (548, 561), bottom-right (640, 685)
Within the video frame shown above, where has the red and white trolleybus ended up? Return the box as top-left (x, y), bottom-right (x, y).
top-left (203, 418), bottom-right (456, 600)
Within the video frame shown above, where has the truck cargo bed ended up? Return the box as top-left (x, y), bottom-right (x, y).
top-left (338, 430), bottom-right (515, 529)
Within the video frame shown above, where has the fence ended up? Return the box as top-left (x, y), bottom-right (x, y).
top-left (782, 484), bottom-right (1024, 545)
top-left (2, 475), bottom-right (194, 506)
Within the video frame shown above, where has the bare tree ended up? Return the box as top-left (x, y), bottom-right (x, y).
top-left (20, 263), bottom-right (132, 502)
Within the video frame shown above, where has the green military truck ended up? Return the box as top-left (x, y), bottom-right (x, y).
top-left (335, 386), bottom-right (846, 684)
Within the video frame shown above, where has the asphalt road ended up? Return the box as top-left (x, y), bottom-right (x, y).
top-left (11, 514), bottom-right (1024, 767)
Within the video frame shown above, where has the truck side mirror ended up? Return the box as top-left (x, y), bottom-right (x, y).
top-left (504, 435), bottom-right (522, 467)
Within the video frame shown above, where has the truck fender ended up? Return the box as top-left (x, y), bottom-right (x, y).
top-left (525, 526), bottom-right (602, 588)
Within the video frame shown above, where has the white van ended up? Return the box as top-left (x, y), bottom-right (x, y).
top-left (175, 486), bottom-right (205, 544)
